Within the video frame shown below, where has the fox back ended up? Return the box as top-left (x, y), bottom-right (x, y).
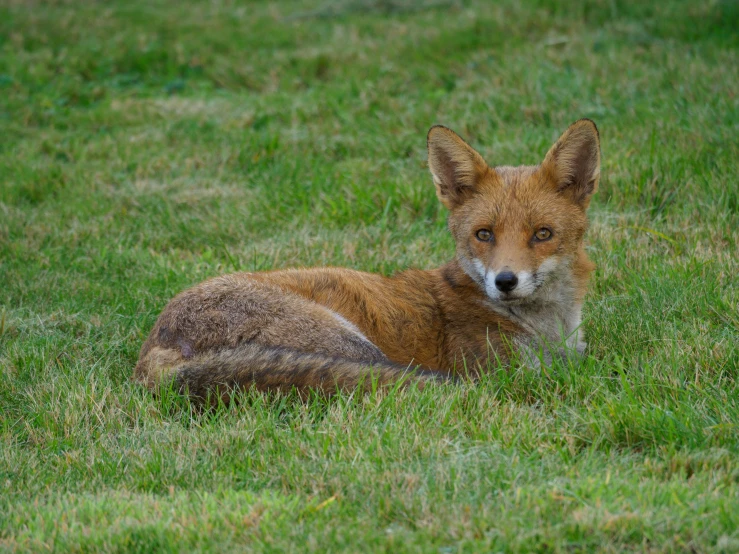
top-left (135, 120), bottom-right (601, 401)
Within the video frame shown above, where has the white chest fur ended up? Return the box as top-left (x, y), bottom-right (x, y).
top-left (486, 278), bottom-right (586, 367)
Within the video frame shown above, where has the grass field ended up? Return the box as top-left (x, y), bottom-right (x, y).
top-left (1, 0), bottom-right (738, 551)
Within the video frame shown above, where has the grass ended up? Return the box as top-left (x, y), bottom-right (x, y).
top-left (1, 0), bottom-right (737, 551)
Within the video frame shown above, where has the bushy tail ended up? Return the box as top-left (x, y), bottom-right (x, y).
top-left (168, 343), bottom-right (440, 402)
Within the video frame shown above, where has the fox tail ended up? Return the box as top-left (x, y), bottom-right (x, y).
top-left (137, 342), bottom-right (441, 403)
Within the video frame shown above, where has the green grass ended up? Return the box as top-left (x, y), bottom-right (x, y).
top-left (1, 0), bottom-right (738, 551)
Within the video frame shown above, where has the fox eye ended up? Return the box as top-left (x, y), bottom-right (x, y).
top-left (534, 228), bottom-right (553, 241)
top-left (475, 229), bottom-right (493, 242)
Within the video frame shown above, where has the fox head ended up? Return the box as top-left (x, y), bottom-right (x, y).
top-left (427, 120), bottom-right (600, 304)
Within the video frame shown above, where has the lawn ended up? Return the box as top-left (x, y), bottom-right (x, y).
top-left (1, 0), bottom-right (737, 551)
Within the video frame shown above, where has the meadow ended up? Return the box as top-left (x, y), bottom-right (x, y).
top-left (1, 0), bottom-right (737, 551)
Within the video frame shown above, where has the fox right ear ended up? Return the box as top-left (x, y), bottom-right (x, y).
top-left (542, 119), bottom-right (601, 209)
top-left (427, 126), bottom-right (489, 209)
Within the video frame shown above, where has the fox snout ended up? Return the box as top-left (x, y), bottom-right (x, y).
top-left (491, 267), bottom-right (535, 299)
top-left (475, 261), bottom-right (552, 302)
top-left (494, 271), bottom-right (518, 293)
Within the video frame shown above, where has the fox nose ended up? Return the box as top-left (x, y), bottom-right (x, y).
top-left (494, 271), bottom-right (518, 293)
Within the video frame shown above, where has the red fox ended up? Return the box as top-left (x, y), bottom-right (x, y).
top-left (135, 120), bottom-right (600, 400)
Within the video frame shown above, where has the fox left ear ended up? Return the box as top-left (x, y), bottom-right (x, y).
top-left (427, 125), bottom-right (490, 209)
top-left (542, 119), bottom-right (601, 209)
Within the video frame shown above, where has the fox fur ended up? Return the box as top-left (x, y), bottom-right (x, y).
top-left (134, 119), bottom-right (601, 400)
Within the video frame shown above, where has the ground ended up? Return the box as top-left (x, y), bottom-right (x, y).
top-left (1, 0), bottom-right (738, 551)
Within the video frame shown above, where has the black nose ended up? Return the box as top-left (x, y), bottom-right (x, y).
top-left (494, 271), bottom-right (518, 292)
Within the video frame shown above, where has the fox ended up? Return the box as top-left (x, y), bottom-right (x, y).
top-left (134, 119), bottom-right (601, 401)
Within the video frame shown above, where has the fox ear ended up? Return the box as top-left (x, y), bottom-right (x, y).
top-left (542, 119), bottom-right (601, 209)
top-left (427, 125), bottom-right (489, 209)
